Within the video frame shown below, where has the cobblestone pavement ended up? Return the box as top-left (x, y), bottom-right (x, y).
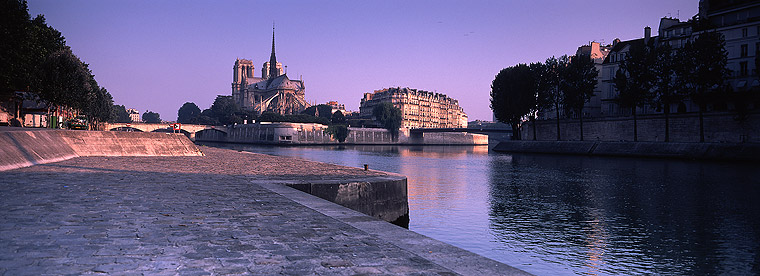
top-left (0, 146), bottom-right (459, 275)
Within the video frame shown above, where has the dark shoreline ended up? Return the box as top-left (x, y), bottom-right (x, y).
top-left (492, 140), bottom-right (760, 162)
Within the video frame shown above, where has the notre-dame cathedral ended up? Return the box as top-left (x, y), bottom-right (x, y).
top-left (232, 28), bottom-right (309, 115)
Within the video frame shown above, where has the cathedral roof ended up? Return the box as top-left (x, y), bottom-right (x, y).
top-left (251, 74), bottom-right (303, 91)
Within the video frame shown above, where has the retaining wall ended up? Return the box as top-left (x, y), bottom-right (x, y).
top-left (0, 128), bottom-right (203, 171)
top-left (493, 140), bottom-right (760, 161)
top-left (522, 112), bottom-right (760, 143)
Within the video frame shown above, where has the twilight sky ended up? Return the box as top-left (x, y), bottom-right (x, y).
top-left (28, 0), bottom-right (699, 121)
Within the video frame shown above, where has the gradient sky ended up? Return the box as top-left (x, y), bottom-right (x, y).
top-left (27, 0), bottom-right (699, 121)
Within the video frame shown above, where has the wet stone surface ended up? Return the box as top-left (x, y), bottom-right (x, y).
top-left (0, 146), bottom-right (454, 275)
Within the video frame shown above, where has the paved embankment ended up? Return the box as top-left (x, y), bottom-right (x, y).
top-left (493, 140), bottom-right (760, 161)
top-left (0, 146), bottom-right (529, 275)
top-left (0, 128), bottom-right (202, 171)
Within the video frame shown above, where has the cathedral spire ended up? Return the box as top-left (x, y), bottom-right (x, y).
top-left (269, 22), bottom-right (278, 79)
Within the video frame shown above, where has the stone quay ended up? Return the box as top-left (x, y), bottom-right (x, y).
top-left (0, 129), bottom-right (529, 275)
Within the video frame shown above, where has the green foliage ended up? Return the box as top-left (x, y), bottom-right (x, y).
top-left (210, 95), bottom-right (242, 125)
top-left (36, 47), bottom-right (93, 111)
top-left (331, 110), bottom-right (346, 125)
top-left (490, 63), bottom-right (536, 139)
top-left (615, 46), bottom-right (657, 111)
top-left (561, 54), bottom-right (598, 117)
top-left (142, 110), bottom-right (161, 123)
top-left (326, 125), bottom-right (349, 143)
top-left (675, 30), bottom-right (729, 103)
top-left (372, 102), bottom-right (402, 141)
top-left (177, 102), bottom-right (201, 124)
top-left (301, 104), bottom-right (333, 119)
top-left (110, 105), bottom-right (131, 123)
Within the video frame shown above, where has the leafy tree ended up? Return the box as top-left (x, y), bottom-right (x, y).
top-left (614, 45), bottom-right (656, 142)
top-left (177, 102), bottom-right (201, 123)
top-left (36, 47), bottom-right (93, 112)
top-left (539, 56), bottom-right (567, 140)
top-left (372, 102), bottom-right (402, 141)
top-left (210, 95), bottom-right (242, 125)
top-left (331, 110), bottom-right (346, 125)
top-left (86, 84), bottom-right (113, 125)
top-left (675, 30), bottom-right (729, 142)
top-left (528, 62), bottom-right (550, 140)
top-left (301, 104), bottom-right (333, 119)
top-left (142, 110), bottom-right (161, 123)
top-left (326, 125), bottom-right (349, 143)
top-left (110, 104), bottom-right (131, 123)
top-left (195, 108), bottom-right (218, 125)
top-left (561, 54), bottom-right (598, 141)
top-left (490, 63), bottom-right (536, 140)
top-left (652, 44), bottom-right (679, 141)
top-left (1, 0), bottom-right (65, 98)
top-left (257, 111), bottom-right (285, 122)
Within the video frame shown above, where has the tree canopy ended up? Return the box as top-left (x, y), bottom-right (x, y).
top-left (301, 104), bottom-right (333, 119)
top-left (177, 102), bottom-right (201, 124)
top-left (109, 105), bottom-right (131, 123)
top-left (490, 63), bottom-right (536, 139)
top-left (142, 111), bottom-right (161, 123)
top-left (372, 102), bottom-right (403, 141)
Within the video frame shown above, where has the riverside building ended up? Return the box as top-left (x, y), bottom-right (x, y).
top-left (359, 87), bottom-right (468, 129)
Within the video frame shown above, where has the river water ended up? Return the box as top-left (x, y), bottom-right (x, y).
top-left (201, 143), bottom-right (760, 275)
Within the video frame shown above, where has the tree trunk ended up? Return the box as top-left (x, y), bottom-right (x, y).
top-left (532, 117), bottom-right (537, 140)
top-left (699, 104), bottom-right (705, 142)
top-left (511, 122), bottom-right (520, 140)
top-left (579, 109), bottom-right (584, 141)
top-left (555, 102), bottom-right (561, 141)
top-left (633, 107), bottom-right (638, 142)
top-left (664, 104), bottom-right (670, 142)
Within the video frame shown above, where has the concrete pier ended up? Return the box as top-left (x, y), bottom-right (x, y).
top-left (0, 133), bottom-right (529, 275)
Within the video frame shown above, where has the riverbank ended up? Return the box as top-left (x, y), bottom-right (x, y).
top-left (493, 140), bottom-right (760, 161)
top-left (0, 128), bottom-right (528, 275)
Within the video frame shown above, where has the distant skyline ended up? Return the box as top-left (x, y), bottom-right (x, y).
top-left (28, 0), bottom-right (699, 121)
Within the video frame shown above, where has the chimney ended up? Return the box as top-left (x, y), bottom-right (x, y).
top-left (644, 26), bottom-right (651, 44)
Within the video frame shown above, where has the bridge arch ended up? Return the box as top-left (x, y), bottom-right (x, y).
top-left (110, 127), bottom-right (143, 132)
top-left (195, 128), bottom-right (228, 141)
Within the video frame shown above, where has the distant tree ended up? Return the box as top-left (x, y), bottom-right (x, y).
top-left (675, 30), bottom-right (729, 142)
top-left (86, 84), bottom-right (113, 126)
top-left (490, 63), bottom-right (536, 140)
top-left (326, 125), bottom-right (349, 143)
top-left (614, 45), bottom-right (656, 142)
top-left (331, 110), bottom-right (346, 125)
top-left (301, 104), bottom-right (333, 119)
top-left (177, 102), bottom-right (201, 124)
top-left (372, 102), bottom-right (402, 141)
top-left (257, 111), bottom-right (285, 122)
top-left (561, 54), bottom-right (598, 141)
top-left (142, 110), bottom-right (161, 123)
top-left (195, 108), bottom-right (218, 125)
top-left (210, 95), bottom-right (242, 125)
top-left (109, 105), bottom-right (131, 123)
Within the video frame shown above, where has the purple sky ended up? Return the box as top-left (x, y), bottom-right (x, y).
top-left (27, 0), bottom-right (698, 121)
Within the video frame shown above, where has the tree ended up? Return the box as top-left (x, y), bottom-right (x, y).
top-left (177, 102), bottom-right (201, 123)
top-left (301, 104), bottom-right (332, 119)
top-left (331, 110), bottom-right (346, 125)
top-left (614, 45), bottom-right (656, 142)
top-left (372, 102), bottom-right (402, 141)
top-left (528, 62), bottom-right (550, 140)
top-left (538, 56), bottom-right (567, 140)
top-left (36, 47), bottom-right (93, 112)
top-left (652, 44), bottom-right (679, 141)
top-left (326, 125), bottom-right (349, 143)
top-left (109, 105), bottom-right (131, 123)
top-left (490, 63), bottom-right (536, 140)
top-left (561, 54), bottom-right (598, 141)
top-left (0, 0), bottom-right (65, 98)
top-left (142, 110), bottom-right (161, 123)
top-left (676, 30), bottom-right (729, 142)
top-left (210, 95), bottom-right (242, 125)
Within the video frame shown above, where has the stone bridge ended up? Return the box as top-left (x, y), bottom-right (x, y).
top-left (104, 123), bottom-right (226, 139)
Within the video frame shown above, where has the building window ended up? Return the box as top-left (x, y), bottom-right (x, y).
top-left (740, 61), bottom-right (748, 77)
top-left (742, 28), bottom-right (748, 38)
top-left (741, 44), bottom-right (748, 57)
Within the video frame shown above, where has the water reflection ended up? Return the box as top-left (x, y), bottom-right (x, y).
top-left (200, 142), bottom-right (760, 275)
top-left (488, 154), bottom-right (760, 275)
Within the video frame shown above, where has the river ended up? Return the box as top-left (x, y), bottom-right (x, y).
top-left (201, 143), bottom-right (760, 275)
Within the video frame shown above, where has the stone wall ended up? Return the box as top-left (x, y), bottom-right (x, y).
top-left (522, 112), bottom-right (760, 143)
top-left (0, 128), bottom-right (203, 171)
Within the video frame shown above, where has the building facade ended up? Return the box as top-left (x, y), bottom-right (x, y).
top-left (232, 29), bottom-right (309, 115)
top-left (359, 87), bottom-right (468, 129)
top-left (126, 108), bottom-right (140, 123)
